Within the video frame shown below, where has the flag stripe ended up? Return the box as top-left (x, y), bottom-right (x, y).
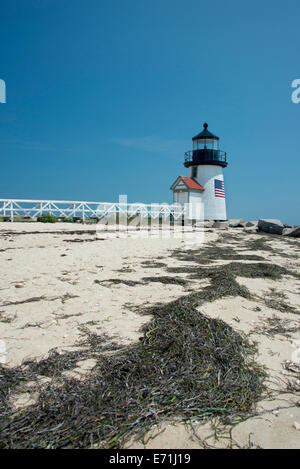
top-left (214, 179), bottom-right (225, 198)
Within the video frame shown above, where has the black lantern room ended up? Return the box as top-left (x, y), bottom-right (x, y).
top-left (184, 123), bottom-right (227, 168)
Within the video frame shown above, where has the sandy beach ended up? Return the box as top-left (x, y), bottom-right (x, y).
top-left (0, 222), bottom-right (300, 449)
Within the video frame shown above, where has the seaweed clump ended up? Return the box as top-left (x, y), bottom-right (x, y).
top-left (94, 279), bottom-right (143, 287)
top-left (142, 276), bottom-right (188, 286)
top-left (185, 262), bottom-right (298, 282)
top-left (172, 244), bottom-right (265, 265)
top-left (0, 263), bottom-right (265, 449)
top-left (243, 233), bottom-right (300, 257)
top-left (216, 262), bottom-right (295, 280)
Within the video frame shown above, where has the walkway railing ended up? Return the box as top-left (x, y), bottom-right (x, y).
top-left (0, 199), bottom-right (186, 222)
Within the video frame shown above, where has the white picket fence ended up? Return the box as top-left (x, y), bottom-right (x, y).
top-left (0, 199), bottom-right (186, 222)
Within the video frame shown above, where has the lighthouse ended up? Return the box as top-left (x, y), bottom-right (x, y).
top-left (170, 123), bottom-right (228, 221)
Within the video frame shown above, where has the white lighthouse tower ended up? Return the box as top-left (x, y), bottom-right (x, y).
top-left (170, 123), bottom-right (228, 221)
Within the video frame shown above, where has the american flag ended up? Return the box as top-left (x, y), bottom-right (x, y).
top-left (214, 179), bottom-right (225, 198)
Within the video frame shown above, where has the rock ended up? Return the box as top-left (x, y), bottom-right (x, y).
top-left (243, 226), bottom-right (258, 234)
top-left (258, 219), bottom-right (285, 235)
top-left (293, 421), bottom-right (300, 431)
top-left (14, 284), bottom-right (24, 288)
top-left (284, 223), bottom-right (294, 228)
top-left (229, 218), bottom-right (245, 227)
top-left (40, 320), bottom-right (57, 329)
top-left (204, 220), bottom-right (214, 228)
top-left (213, 221), bottom-right (229, 229)
top-left (245, 221), bottom-right (258, 227)
top-left (282, 226), bottom-right (300, 237)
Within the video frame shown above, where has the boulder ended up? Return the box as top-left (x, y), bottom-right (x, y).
top-left (245, 221), bottom-right (258, 227)
top-left (213, 221), bottom-right (229, 229)
top-left (229, 218), bottom-right (245, 228)
top-left (243, 226), bottom-right (258, 234)
top-left (282, 226), bottom-right (300, 237)
top-left (257, 219), bottom-right (285, 235)
top-left (204, 220), bottom-right (215, 228)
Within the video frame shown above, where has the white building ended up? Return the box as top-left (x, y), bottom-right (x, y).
top-left (170, 123), bottom-right (228, 221)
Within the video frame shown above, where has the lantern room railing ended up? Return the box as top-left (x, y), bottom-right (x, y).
top-left (184, 149), bottom-right (227, 167)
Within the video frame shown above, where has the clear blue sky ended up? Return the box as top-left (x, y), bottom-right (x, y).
top-left (1, 0), bottom-right (300, 223)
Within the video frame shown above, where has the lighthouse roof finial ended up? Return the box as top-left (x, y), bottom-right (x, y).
top-left (192, 122), bottom-right (219, 141)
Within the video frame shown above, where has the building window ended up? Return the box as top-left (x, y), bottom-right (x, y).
top-left (192, 167), bottom-right (197, 178)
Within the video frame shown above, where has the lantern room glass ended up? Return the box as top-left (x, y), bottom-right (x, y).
top-left (193, 138), bottom-right (219, 151)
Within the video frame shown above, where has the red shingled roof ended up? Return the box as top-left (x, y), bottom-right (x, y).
top-left (180, 177), bottom-right (205, 191)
